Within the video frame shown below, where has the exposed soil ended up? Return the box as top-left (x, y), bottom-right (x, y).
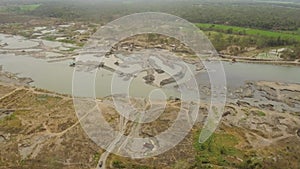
top-left (0, 77), bottom-right (299, 168)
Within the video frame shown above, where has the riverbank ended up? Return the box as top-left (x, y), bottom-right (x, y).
top-left (0, 67), bottom-right (33, 86)
top-left (218, 55), bottom-right (300, 66)
top-left (0, 79), bottom-right (299, 169)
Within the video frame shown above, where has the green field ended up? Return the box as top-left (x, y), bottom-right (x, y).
top-left (196, 23), bottom-right (300, 41)
top-left (19, 4), bottom-right (41, 12)
top-left (0, 4), bottom-right (40, 13)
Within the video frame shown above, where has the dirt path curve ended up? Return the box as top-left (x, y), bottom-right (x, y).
top-left (0, 88), bottom-right (21, 101)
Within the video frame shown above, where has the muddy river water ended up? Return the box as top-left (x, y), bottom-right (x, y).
top-left (1, 53), bottom-right (300, 98)
top-left (1, 32), bottom-right (300, 98)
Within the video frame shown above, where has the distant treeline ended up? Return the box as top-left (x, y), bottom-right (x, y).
top-left (8, 0), bottom-right (299, 31)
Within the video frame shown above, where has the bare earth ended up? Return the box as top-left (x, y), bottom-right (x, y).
top-left (0, 69), bottom-right (299, 169)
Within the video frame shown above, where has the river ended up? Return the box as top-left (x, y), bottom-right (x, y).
top-left (1, 53), bottom-right (300, 98)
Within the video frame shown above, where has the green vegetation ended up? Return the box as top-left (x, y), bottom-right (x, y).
top-left (44, 36), bottom-right (56, 42)
top-left (128, 164), bottom-right (150, 169)
top-left (57, 39), bottom-right (75, 44)
top-left (255, 110), bottom-right (266, 117)
top-left (112, 160), bottom-right (126, 169)
top-left (239, 157), bottom-right (263, 169)
top-left (196, 23), bottom-right (300, 42)
top-left (281, 45), bottom-right (300, 60)
top-left (43, 36), bottom-right (81, 46)
top-left (0, 113), bottom-right (17, 121)
top-left (0, 4), bottom-right (40, 13)
top-left (93, 152), bottom-right (101, 164)
top-left (194, 132), bottom-right (243, 166)
top-left (0, 0), bottom-right (299, 59)
top-left (197, 23), bottom-right (300, 52)
top-left (3, 0), bottom-right (296, 31)
top-left (0, 113), bottom-right (22, 133)
top-left (19, 4), bottom-right (40, 12)
top-left (193, 23), bottom-right (300, 60)
top-left (193, 131), bottom-right (263, 169)
top-left (110, 156), bottom-right (151, 169)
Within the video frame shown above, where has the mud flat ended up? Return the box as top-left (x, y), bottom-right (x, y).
top-left (0, 33), bottom-right (79, 61)
top-left (0, 69), bottom-right (33, 86)
top-left (229, 81), bottom-right (300, 113)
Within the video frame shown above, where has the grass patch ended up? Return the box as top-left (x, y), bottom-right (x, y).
top-left (19, 4), bottom-right (41, 12)
top-left (110, 156), bottom-right (151, 169)
top-left (112, 160), bottom-right (126, 169)
top-left (44, 36), bottom-right (56, 41)
top-left (0, 114), bottom-right (22, 133)
top-left (58, 39), bottom-right (76, 44)
top-left (255, 110), bottom-right (266, 117)
top-left (93, 152), bottom-right (100, 164)
top-left (194, 131), bottom-right (244, 167)
top-left (193, 129), bottom-right (264, 169)
top-left (196, 23), bottom-right (300, 42)
top-left (202, 30), bottom-right (252, 51)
